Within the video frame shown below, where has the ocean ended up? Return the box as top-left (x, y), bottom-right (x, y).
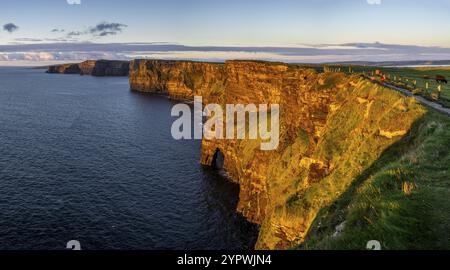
top-left (0, 68), bottom-right (257, 250)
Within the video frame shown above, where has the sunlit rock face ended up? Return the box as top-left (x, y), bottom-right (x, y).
top-left (129, 59), bottom-right (225, 103)
top-left (129, 60), bottom-right (426, 250)
top-left (47, 60), bottom-right (129, 76)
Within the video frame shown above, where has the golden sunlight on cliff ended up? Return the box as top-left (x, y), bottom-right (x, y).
top-left (130, 60), bottom-right (426, 249)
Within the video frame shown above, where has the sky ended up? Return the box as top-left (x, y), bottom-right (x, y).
top-left (1, 0), bottom-right (450, 65)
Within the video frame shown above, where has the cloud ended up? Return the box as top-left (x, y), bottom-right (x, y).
top-left (89, 22), bottom-right (128, 37)
top-left (97, 31), bottom-right (118, 37)
top-left (367, 0), bottom-right (382, 5)
top-left (13, 37), bottom-right (78, 43)
top-left (2, 42), bottom-right (450, 64)
top-left (51, 28), bottom-right (65, 33)
top-left (67, 0), bottom-right (81, 5)
top-left (14, 38), bottom-right (44, 42)
top-left (62, 22), bottom-right (128, 39)
top-left (3, 23), bottom-right (19, 33)
top-left (67, 31), bottom-right (83, 37)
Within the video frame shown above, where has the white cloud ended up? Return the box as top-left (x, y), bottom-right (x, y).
top-left (0, 51), bottom-right (125, 62)
top-left (367, 0), bottom-right (382, 5)
top-left (2, 42), bottom-right (450, 65)
top-left (67, 0), bottom-right (81, 5)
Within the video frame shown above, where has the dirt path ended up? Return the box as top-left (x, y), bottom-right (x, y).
top-left (383, 82), bottom-right (450, 117)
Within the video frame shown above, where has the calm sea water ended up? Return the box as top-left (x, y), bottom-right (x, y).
top-left (0, 68), bottom-right (258, 250)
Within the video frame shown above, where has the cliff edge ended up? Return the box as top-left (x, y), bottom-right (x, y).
top-left (47, 60), bottom-right (130, 76)
top-left (130, 59), bottom-right (450, 250)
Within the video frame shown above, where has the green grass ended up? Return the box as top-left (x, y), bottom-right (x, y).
top-left (315, 65), bottom-right (450, 108)
top-left (299, 111), bottom-right (450, 250)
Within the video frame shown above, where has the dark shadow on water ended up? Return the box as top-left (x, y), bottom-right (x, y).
top-left (200, 166), bottom-right (260, 250)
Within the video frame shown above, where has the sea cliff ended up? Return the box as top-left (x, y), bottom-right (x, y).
top-left (47, 60), bottom-right (129, 76)
top-left (129, 60), bottom-right (225, 102)
top-left (129, 59), bottom-right (430, 249)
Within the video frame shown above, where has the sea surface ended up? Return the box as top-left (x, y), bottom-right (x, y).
top-left (0, 68), bottom-right (258, 250)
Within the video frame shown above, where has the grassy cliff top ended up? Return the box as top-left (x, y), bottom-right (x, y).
top-left (301, 110), bottom-right (450, 250)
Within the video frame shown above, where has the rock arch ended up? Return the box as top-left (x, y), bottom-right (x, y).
top-left (211, 148), bottom-right (225, 170)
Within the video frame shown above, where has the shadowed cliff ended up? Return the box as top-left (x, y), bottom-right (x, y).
top-left (47, 60), bottom-right (129, 76)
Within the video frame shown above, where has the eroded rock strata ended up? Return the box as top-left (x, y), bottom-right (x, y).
top-left (47, 60), bottom-right (129, 76)
top-left (130, 60), bottom-right (225, 102)
top-left (129, 59), bottom-right (426, 249)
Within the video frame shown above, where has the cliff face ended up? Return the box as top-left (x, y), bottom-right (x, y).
top-left (47, 63), bottom-right (81, 74)
top-left (47, 60), bottom-right (129, 76)
top-left (130, 60), bottom-right (225, 102)
top-left (129, 60), bottom-right (426, 249)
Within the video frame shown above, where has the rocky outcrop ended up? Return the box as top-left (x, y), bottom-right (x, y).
top-left (47, 63), bottom-right (81, 74)
top-left (129, 59), bottom-right (427, 250)
top-left (47, 60), bottom-right (129, 76)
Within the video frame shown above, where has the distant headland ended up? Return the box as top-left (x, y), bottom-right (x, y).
top-left (46, 60), bottom-right (129, 76)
